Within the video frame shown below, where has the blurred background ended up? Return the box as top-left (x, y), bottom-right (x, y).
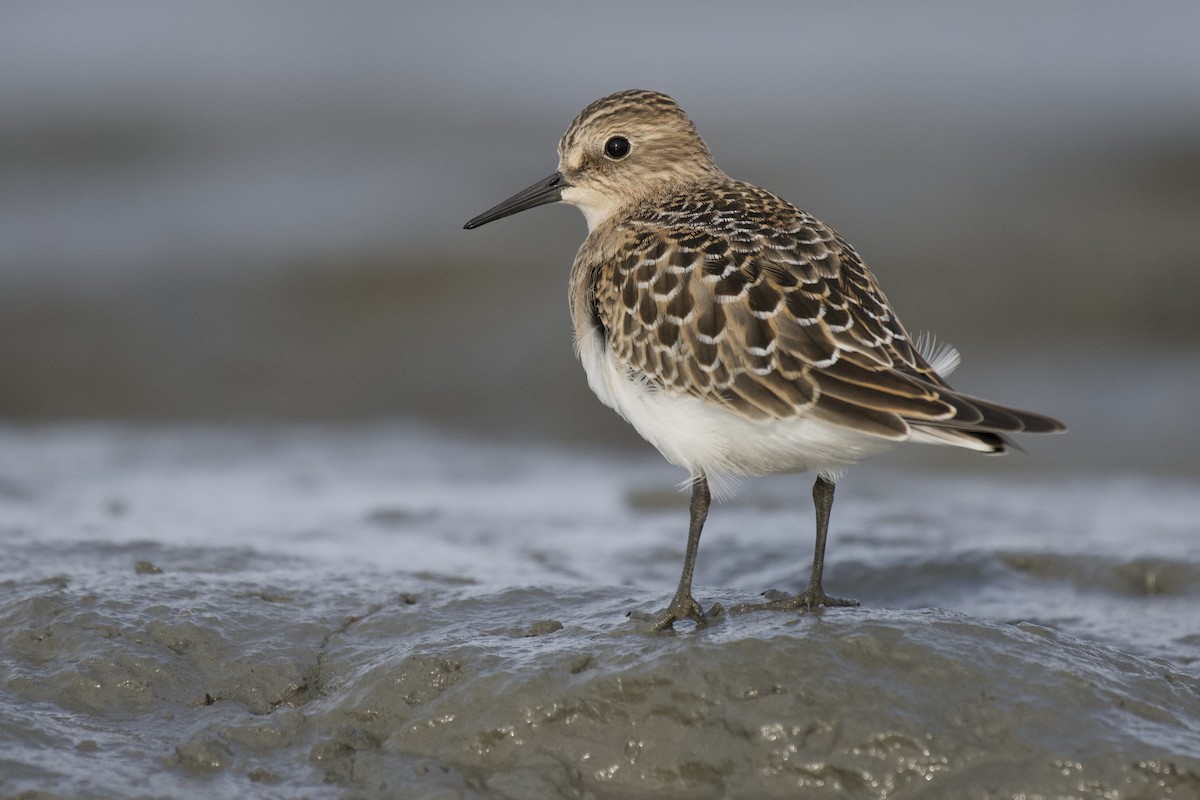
top-left (1, 2), bottom-right (1197, 475)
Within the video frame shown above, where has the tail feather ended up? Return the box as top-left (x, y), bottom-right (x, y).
top-left (908, 424), bottom-right (1011, 453)
top-left (912, 389), bottom-right (1066, 435)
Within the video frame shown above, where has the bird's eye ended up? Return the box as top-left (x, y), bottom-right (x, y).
top-left (604, 136), bottom-right (631, 160)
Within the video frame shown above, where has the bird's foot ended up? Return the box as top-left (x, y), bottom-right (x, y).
top-left (731, 587), bottom-right (859, 614)
top-left (629, 594), bottom-right (723, 630)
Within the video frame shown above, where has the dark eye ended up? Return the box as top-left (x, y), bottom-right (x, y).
top-left (604, 136), bottom-right (630, 160)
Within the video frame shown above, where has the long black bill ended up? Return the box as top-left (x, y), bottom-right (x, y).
top-left (463, 172), bottom-right (569, 230)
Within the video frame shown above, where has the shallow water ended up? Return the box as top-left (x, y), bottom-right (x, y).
top-left (1, 424), bottom-right (1198, 798)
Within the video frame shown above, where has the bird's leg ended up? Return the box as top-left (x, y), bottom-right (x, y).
top-left (801, 475), bottom-right (859, 607)
top-left (732, 474), bottom-right (859, 614)
top-left (645, 475), bottom-right (716, 630)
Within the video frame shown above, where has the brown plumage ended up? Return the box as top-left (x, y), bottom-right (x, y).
top-left (466, 89), bottom-right (1065, 629)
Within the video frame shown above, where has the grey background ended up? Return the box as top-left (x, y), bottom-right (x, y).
top-left (3, 8), bottom-right (1199, 795)
top-left (2, 2), bottom-right (1197, 472)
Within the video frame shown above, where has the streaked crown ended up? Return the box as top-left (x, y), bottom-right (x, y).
top-left (557, 90), bottom-right (725, 230)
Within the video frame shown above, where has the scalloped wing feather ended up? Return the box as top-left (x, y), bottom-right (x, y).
top-left (587, 180), bottom-right (1064, 444)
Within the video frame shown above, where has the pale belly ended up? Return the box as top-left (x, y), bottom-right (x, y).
top-left (576, 329), bottom-right (895, 498)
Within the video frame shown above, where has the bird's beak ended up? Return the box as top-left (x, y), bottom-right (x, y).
top-left (463, 172), bottom-right (570, 229)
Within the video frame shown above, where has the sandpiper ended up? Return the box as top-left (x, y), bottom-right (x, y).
top-left (465, 89), bottom-right (1065, 630)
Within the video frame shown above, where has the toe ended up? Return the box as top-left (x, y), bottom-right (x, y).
top-left (648, 594), bottom-right (708, 630)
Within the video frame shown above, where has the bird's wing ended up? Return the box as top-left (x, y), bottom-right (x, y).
top-left (593, 184), bottom-right (1063, 440)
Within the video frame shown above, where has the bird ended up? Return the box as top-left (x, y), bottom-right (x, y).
top-left (464, 89), bottom-right (1065, 630)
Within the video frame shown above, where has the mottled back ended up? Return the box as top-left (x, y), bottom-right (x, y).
top-left (561, 91), bottom-right (1062, 443)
